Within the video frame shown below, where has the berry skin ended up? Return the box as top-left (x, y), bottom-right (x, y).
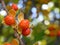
top-left (4, 42), bottom-right (11, 45)
top-left (19, 19), bottom-right (30, 30)
top-left (48, 26), bottom-right (55, 31)
top-left (57, 30), bottom-right (60, 36)
top-left (12, 4), bottom-right (18, 11)
top-left (4, 15), bottom-right (15, 26)
top-left (22, 28), bottom-right (30, 36)
top-left (49, 31), bottom-right (55, 37)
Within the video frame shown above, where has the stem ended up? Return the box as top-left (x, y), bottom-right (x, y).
top-left (14, 28), bottom-right (25, 45)
top-left (1, 0), bottom-right (8, 13)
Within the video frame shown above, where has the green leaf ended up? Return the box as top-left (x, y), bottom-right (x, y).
top-left (4, 0), bottom-right (10, 4)
top-left (4, 0), bottom-right (19, 4)
top-left (0, 36), bottom-right (5, 43)
top-left (23, 36), bottom-right (33, 45)
top-left (2, 26), bottom-right (14, 37)
top-left (11, 0), bottom-right (19, 4)
top-left (0, 15), bottom-right (4, 24)
top-left (32, 23), bottom-right (46, 43)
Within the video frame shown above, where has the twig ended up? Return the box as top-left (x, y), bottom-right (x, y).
top-left (13, 28), bottom-right (25, 45)
top-left (1, 0), bottom-right (8, 13)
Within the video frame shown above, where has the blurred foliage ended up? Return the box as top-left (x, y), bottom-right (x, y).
top-left (4, 0), bottom-right (19, 4)
top-left (4, 0), bottom-right (10, 4)
top-left (11, 0), bottom-right (19, 4)
top-left (0, 15), bottom-right (4, 24)
top-left (32, 23), bottom-right (45, 41)
top-left (23, 36), bottom-right (32, 45)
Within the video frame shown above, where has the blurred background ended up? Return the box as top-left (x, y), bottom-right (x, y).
top-left (0, 0), bottom-right (60, 45)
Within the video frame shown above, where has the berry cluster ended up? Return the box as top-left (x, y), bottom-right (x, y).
top-left (4, 3), bottom-right (30, 36)
top-left (48, 26), bottom-right (60, 37)
top-left (4, 15), bottom-right (30, 36)
top-left (19, 19), bottom-right (30, 36)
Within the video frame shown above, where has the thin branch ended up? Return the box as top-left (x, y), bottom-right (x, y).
top-left (1, 0), bottom-right (8, 13)
top-left (13, 28), bottom-right (25, 45)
